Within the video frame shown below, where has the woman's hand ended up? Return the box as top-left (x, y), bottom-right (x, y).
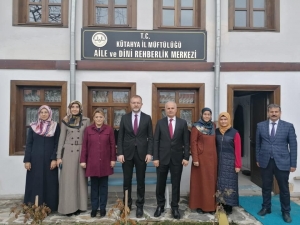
top-left (24, 162), bottom-right (31, 171)
top-left (50, 160), bottom-right (57, 170)
top-left (193, 162), bottom-right (199, 167)
top-left (57, 159), bottom-right (62, 167)
top-left (80, 163), bottom-right (86, 168)
top-left (235, 168), bottom-right (240, 173)
top-left (110, 161), bottom-right (116, 168)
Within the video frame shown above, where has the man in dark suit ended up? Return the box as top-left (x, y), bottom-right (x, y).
top-left (117, 95), bottom-right (153, 218)
top-left (256, 104), bottom-right (297, 223)
top-left (153, 101), bottom-right (190, 219)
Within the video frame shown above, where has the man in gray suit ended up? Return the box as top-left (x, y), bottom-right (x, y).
top-left (256, 104), bottom-right (297, 223)
top-left (117, 95), bottom-right (153, 218)
top-left (153, 101), bottom-right (190, 219)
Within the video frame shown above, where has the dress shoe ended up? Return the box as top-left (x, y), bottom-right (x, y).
top-left (74, 210), bottom-right (81, 216)
top-left (90, 210), bottom-right (97, 217)
top-left (282, 212), bottom-right (292, 223)
top-left (154, 206), bottom-right (164, 217)
top-left (257, 208), bottom-right (271, 216)
top-left (136, 207), bottom-right (143, 218)
top-left (196, 208), bottom-right (204, 214)
top-left (172, 208), bottom-right (181, 219)
top-left (100, 209), bottom-right (106, 217)
top-left (66, 213), bottom-right (73, 217)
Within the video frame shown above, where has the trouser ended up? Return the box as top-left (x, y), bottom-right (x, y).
top-left (156, 160), bottom-right (183, 209)
top-left (90, 176), bottom-right (108, 210)
top-left (261, 158), bottom-right (290, 212)
top-left (122, 148), bottom-right (147, 207)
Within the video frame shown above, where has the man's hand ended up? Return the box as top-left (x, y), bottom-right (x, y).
top-left (80, 163), bottom-right (86, 168)
top-left (153, 160), bottom-right (159, 167)
top-left (290, 167), bottom-right (296, 172)
top-left (182, 159), bottom-right (189, 167)
top-left (118, 155), bottom-right (125, 163)
top-left (145, 154), bottom-right (152, 163)
top-left (256, 162), bottom-right (260, 167)
top-left (235, 168), bottom-right (240, 173)
top-left (50, 160), bottom-right (57, 170)
top-left (193, 162), bottom-right (199, 167)
top-left (24, 162), bottom-right (31, 171)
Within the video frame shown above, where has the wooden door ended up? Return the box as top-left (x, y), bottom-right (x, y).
top-left (250, 93), bottom-right (268, 187)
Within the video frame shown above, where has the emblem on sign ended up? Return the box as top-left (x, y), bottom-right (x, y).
top-left (92, 32), bottom-right (108, 47)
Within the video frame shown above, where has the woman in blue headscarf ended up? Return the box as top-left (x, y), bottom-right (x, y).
top-left (189, 107), bottom-right (217, 214)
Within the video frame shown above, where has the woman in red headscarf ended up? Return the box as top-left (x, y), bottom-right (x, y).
top-left (24, 105), bottom-right (60, 211)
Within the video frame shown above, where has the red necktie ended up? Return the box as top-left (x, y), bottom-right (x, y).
top-left (134, 114), bottom-right (138, 135)
top-left (169, 118), bottom-right (173, 138)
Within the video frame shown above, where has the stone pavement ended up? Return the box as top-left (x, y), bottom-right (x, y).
top-left (0, 193), bottom-right (263, 225)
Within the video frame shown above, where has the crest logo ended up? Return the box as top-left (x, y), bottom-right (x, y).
top-left (92, 32), bottom-right (108, 47)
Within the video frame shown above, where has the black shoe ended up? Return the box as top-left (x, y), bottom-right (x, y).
top-left (100, 209), bottom-right (106, 217)
top-left (74, 210), bottom-right (81, 216)
top-left (154, 206), bottom-right (164, 217)
top-left (282, 212), bottom-right (292, 223)
top-left (196, 208), bottom-right (204, 214)
top-left (66, 213), bottom-right (73, 217)
top-left (257, 208), bottom-right (271, 216)
top-left (225, 206), bottom-right (232, 215)
top-left (172, 208), bottom-right (181, 219)
top-left (136, 207), bottom-right (143, 218)
top-left (90, 210), bottom-right (97, 217)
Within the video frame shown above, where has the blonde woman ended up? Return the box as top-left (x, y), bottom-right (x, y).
top-left (80, 108), bottom-right (116, 218)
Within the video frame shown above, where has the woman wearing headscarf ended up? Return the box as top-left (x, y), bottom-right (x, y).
top-left (56, 101), bottom-right (90, 216)
top-left (189, 108), bottom-right (217, 214)
top-left (24, 105), bottom-right (60, 211)
top-left (216, 112), bottom-right (241, 215)
top-left (80, 108), bottom-right (116, 218)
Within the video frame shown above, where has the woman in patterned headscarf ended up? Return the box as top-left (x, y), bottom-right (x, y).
top-left (56, 101), bottom-right (90, 216)
top-left (216, 112), bottom-right (241, 215)
top-left (24, 105), bottom-right (60, 211)
top-left (189, 107), bottom-right (217, 214)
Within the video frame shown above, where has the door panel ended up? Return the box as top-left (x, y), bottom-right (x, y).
top-left (250, 93), bottom-right (268, 187)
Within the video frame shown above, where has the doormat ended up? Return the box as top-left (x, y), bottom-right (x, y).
top-left (239, 195), bottom-right (300, 225)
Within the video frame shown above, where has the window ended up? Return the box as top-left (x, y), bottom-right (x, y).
top-left (228, 0), bottom-right (280, 31)
top-left (10, 81), bottom-right (67, 155)
top-left (82, 82), bottom-right (136, 129)
top-left (83, 0), bottom-right (137, 28)
top-left (152, 83), bottom-right (205, 130)
top-left (13, 0), bottom-right (69, 27)
top-left (153, 0), bottom-right (206, 29)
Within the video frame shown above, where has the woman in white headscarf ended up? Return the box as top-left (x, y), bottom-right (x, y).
top-left (24, 105), bottom-right (60, 211)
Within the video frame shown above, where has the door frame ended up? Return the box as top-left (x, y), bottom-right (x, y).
top-left (227, 84), bottom-right (281, 193)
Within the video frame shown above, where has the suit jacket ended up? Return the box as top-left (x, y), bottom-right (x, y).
top-left (153, 117), bottom-right (190, 165)
top-left (117, 112), bottom-right (153, 161)
top-left (256, 119), bottom-right (297, 171)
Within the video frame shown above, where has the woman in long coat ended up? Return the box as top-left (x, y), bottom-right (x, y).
top-left (80, 108), bottom-right (116, 218)
top-left (189, 107), bottom-right (217, 213)
top-left (24, 105), bottom-right (60, 211)
top-left (56, 101), bottom-right (90, 216)
top-left (216, 112), bottom-right (241, 214)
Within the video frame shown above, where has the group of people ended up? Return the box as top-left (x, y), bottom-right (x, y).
top-left (23, 97), bottom-right (297, 223)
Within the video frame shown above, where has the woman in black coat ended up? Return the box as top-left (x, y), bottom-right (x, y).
top-left (24, 105), bottom-right (60, 211)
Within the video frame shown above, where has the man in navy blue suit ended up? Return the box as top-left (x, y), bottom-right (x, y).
top-left (256, 104), bottom-right (297, 223)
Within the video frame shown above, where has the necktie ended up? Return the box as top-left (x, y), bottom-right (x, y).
top-left (134, 114), bottom-right (138, 135)
top-left (271, 122), bottom-right (276, 137)
top-left (169, 118), bottom-right (173, 138)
